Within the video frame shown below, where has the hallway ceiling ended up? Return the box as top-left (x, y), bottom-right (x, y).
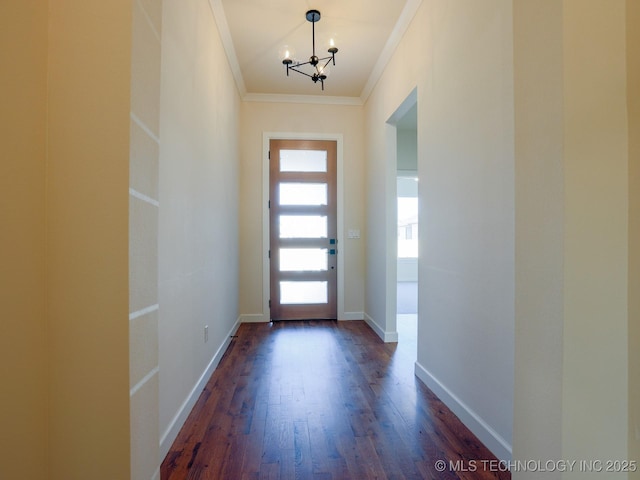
top-left (211, 0), bottom-right (421, 103)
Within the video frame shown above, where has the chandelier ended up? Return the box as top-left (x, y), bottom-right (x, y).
top-left (280, 10), bottom-right (338, 91)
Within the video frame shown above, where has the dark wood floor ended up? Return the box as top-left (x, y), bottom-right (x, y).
top-left (161, 320), bottom-right (510, 480)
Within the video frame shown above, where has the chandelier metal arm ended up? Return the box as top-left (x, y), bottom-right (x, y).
top-left (290, 55), bottom-right (334, 70)
top-left (287, 65), bottom-right (326, 90)
top-left (287, 65), bottom-right (315, 79)
top-left (320, 56), bottom-right (333, 71)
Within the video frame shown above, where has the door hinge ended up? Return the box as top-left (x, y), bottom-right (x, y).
top-left (268, 200), bottom-right (270, 209)
top-left (268, 150), bottom-right (271, 159)
top-left (268, 250), bottom-right (271, 259)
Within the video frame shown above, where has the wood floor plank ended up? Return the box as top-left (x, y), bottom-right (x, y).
top-left (293, 420), bottom-right (313, 478)
top-left (161, 320), bottom-right (510, 480)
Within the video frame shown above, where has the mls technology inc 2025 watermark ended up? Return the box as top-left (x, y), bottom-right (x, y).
top-left (435, 459), bottom-right (638, 474)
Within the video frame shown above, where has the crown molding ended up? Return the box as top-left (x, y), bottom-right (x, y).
top-left (360, 0), bottom-right (423, 103)
top-left (208, 0), bottom-right (247, 97)
top-left (243, 93), bottom-right (363, 106)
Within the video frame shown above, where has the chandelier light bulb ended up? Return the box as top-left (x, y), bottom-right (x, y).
top-left (279, 45), bottom-right (296, 65)
top-left (318, 65), bottom-right (330, 78)
top-left (327, 36), bottom-right (338, 55)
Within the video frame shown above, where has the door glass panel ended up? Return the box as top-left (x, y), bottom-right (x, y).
top-left (280, 215), bottom-right (327, 238)
top-left (280, 248), bottom-right (328, 271)
top-left (280, 281), bottom-right (328, 304)
top-left (280, 183), bottom-right (327, 206)
top-left (280, 150), bottom-right (327, 172)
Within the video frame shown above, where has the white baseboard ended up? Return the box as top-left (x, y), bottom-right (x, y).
top-left (239, 312), bottom-right (364, 322)
top-left (363, 312), bottom-right (399, 342)
top-left (239, 313), bottom-right (269, 323)
top-left (414, 361), bottom-right (512, 463)
top-left (159, 317), bottom-right (241, 459)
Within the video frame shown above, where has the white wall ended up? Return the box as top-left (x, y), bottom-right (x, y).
top-left (365, 0), bottom-right (515, 461)
top-left (129, 0), bottom-right (162, 478)
top-left (239, 101), bottom-right (366, 322)
top-left (158, 0), bottom-right (241, 459)
top-left (397, 129), bottom-right (418, 171)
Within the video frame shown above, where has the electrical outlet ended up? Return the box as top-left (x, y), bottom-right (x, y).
top-left (204, 325), bottom-right (208, 343)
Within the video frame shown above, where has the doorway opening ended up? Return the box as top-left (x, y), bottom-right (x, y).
top-left (396, 106), bottom-right (418, 351)
top-left (387, 89), bottom-right (418, 354)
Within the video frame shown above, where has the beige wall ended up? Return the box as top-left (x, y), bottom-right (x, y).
top-left (512, 0), bottom-right (565, 473)
top-left (562, 1), bottom-right (629, 471)
top-left (0, 1), bottom-right (49, 478)
top-left (129, 0), bottom-right (162, 479)
top-left (364, 0), bottom-right (515, 460)
top-left (47, 1), bottom-right (132, 478)
top-left (239, 101), bottom-right (366, 320)
top-left (628, 0), bottom-right (640, 475)
top-left (514, 1), bottom-right (633, 476)
top-left (158, 0), bottom-right (241, 459)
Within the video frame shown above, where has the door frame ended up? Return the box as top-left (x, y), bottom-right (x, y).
top-left (268, 139), bottom-right (338, 320)
top-left (262, 132), bottom-right (345, 322)
top-left (381, 87), bottom-right (417, 340)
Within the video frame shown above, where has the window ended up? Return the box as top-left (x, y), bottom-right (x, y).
top-left (398, 197), bottom-right (418, 258)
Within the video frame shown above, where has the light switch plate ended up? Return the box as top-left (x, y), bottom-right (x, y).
top-left (347, 229), bottom-right (360, 239)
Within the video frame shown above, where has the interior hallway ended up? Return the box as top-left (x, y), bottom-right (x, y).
top-left (161, 320), bottom-right (509, 479)
top-left (2, 1), bottom-right (638, 479)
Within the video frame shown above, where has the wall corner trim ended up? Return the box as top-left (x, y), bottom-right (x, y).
top-left (414, 361), bottom-right (512, 463)
top-left (159, 318), bottom-right (241, 459)
top-left (364, 312), bottom-right (399, 342)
